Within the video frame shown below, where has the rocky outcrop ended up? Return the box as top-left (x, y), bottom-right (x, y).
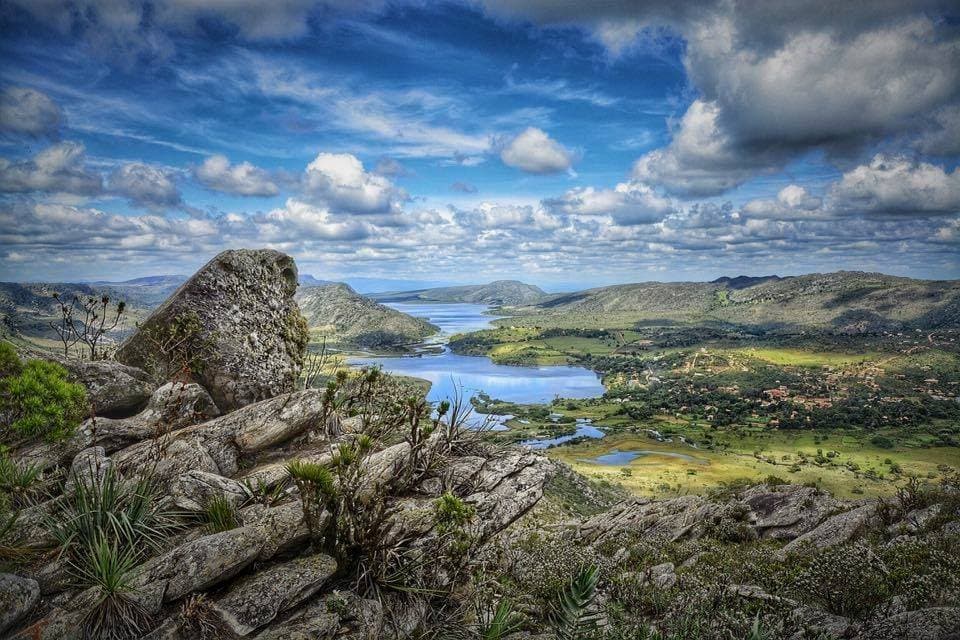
top-left (858, 607), bottom-right (960, 640)
top-left (16, 381), bottom-right (219, 470)
top-left (116, 249), bottom-right (308, 412)
top-left (777, 503), bottom-right (876, 558)
top-left (0, 573), bottom-right (39, 635)
top-left (112, 389), bottom-right (324, 482)
top-left (58, 357), bottom-right (155, 417)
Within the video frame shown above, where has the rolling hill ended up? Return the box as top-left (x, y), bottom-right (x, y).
top-left (296, 283), bottom-right (438, 349)
top-left (520, 272), bottom-right (960, 331)
top-left (371, 280), bottom-right (548, 306)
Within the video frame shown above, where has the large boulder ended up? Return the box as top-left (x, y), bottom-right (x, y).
top-left (116, 249), bottom-right (308, 412)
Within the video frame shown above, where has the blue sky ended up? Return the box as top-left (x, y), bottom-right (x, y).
top-left (1, 1), bottom-right (958, 290)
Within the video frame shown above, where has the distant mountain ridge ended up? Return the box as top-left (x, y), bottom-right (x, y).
top-left (522, 271), bottom-right (960, 331)
top-left (372, 280), bottom-right (548, 306)
top-left (296, 282), bottom-right (438, 349)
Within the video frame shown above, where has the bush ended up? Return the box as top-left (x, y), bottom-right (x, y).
top-left (0, 359), bottom-right (87, 443)
top-left (794, 541), bottom-right (890, 617)
top-left (202, 495), bottom-right (238, 533)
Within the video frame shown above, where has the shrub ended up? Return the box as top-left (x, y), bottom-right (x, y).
top-left (511, 533), bottom-right (596, 600)
top-left (0, 359), bottom-right (87, 443)
top-left (794, 541), bottom-right (890, 617)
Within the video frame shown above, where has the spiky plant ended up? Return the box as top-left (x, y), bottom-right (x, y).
top-left (548, 565), bottom-right (601, 640)
top-left (48, 466), bottom-right (181, 559)
top-left (479, 598), bottom-right (523, 640)
top-left (287, 460), bottom-right (336, 543)
top-left (0, 451), bottom-right (43, 508)
top-left (74, 533), bottom-right (151, 640)
top-left (202, 495), bottom-right (238, 533)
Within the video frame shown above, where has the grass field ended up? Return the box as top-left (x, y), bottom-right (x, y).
top-left (726, 347), bottom-right (881, 367)
top-left (547, 428), bottom-right (959, 499)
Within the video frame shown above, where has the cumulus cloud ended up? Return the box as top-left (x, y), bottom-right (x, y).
top-left (0, 142), bottom-right (102, 195)
top-left (0, 87), bottom-right (63, 137)
top-left (483, 2), bottom-right (960, 196)
top-left (631, 100), bottom-right (777, 196)
top-left (265, 198), bottom-right (370, 240)
top-left (547, 180), bottom-right (675, 225)
top-left (741, 185), bottom-right (829, 221)
top-left (109, 162), bottom-right (181, 209)
top-left (195, 155), bottom-right (279, 197)
top-left (830, 155), bottom-right (960, 216)
top-left (302, 152), bottom-right (406, 214)
top-left (500, 127), bottom-right (574, 175)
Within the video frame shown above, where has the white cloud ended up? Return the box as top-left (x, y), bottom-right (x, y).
top-left (265, 198), bottom-right (370, 240)
top-left (741, 185), bottom-right (829, 221)
top-left (109, 162), bottom-right (181, 209)
top-left (0, 87), bottom-right (63, 137)
top-left (500, 127), bottom-right (574, 175)
top-left (831, 155), bottom-right (960, 216)
top-left (302, 152), bottom-right (406, 214)
top-left (0, 142), bottom-right (102, 195)
top-left (548, 180), bottom-right (675, 225)
top-left (195, 155), bottom-right (279, 197)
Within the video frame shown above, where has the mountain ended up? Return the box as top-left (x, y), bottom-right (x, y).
top-left (299, 274), bottom-right (332, 287)
top-left (372, 280), bottom-right (549, 306)
top-left (525, 271), bottom-right (960, 331)
top-left (296, 283), bottom-right (438, 349)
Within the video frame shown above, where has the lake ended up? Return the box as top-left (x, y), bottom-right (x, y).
top-left (347, 302), bottom-right (604, 406)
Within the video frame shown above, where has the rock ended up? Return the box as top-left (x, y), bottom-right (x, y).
top-left (0, 573), bottom-right (40, 635)
top-left (858, 607), bottom-right (960, 640)
top-left (465, 451), bottom-right (551, 542)
top-left (169, 470), bottom-right (250, 512)
top-left (60, 358), bottom-right (155, 417)
top-left (64, 446), bottom-right (111, 492)
top-left (130, 526), bottom-right (268, 613)
top-left (16, 381), bottom-right (218, 470)
top-left (789, 605), bottom-right (852, 639)
top-left (112, 389), bottom-right (324, 482)
top-left (241, 501), bottom-right (315, 560)
top-left (778, 504), bottom-right (875, 558)
top-left (116, 249), bottom-right (308, 412)
top-left (251, 602), bottom-right (340, 640)
top-left (728, 584), bottom-right (798, 607)
top-left (742, 484), bottom-right (841, 540)
top-left (576, 494), bottom-right (724, 543)
top-left (210, 553), bottom-right (337, 636)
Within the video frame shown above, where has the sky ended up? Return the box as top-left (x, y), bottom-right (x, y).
top-left (0, 0), bottom-right (958, 290)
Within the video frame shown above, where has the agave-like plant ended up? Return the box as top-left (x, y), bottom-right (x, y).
top-left (73, 533), bottom-right (151, 640)
top-left (548, 565), bottom-right (601, 640)
top-left (202, 494), bottom-right (238, 533)
top-left (479, 598), bottom-right (523, 640)
top-left (48, 466), bottom-right (181, 558)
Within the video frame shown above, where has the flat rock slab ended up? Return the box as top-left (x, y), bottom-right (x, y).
top-left (777, 504), bottom-right (875, 558)
top-left (211, 553), bottom-right (337, 636)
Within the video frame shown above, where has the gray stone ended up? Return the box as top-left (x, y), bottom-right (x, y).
top-left (130, 526), bottom-right (267, 612)
top-left (778, 504), bottom-right (875, 558)
top-left (168, 469), bottom-right (250, 512)
top-left (61, 357), bottom-right (155, 417)
top-left (210, 553), bottom-right (337, 636)
top-left (64, 446), bottom-right (111, 492)
top-left (112, 389), bottom-right (324, 482)
top-left (742, 484), bottom-right (841, 540)
top-left (789, 605), bottom-right (852, 639)
top-left (116, 249), bottom-right (308, 412)
top-left (0, 573), bottom-right (40, 635)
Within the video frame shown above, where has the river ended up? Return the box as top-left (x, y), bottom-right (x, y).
top-left (346, 302), bottom-right (604, 406)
